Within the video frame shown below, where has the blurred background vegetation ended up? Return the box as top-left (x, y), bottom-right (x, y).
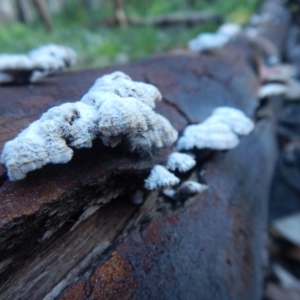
top-left (0, 0), bottom-right (262, 69)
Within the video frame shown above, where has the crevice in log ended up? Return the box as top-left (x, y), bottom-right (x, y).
top-left (0, 173), bottom-right (7, 188)
top-left (143, 72), bottom-right (192, 124)
top-left (162, 96), bottom-right (193, 124)
top-left (255, 98), bottom-right (274, 122)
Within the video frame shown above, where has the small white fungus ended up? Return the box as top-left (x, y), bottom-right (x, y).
top-left (0, 44), bottom-right (77, 83)
top-left (209, 107), bottom-right (254, 136)
top-left (258, 83), bottom-right (287, 99)
top-left (89, 72), bottom-right (162, 109)
top-left (1, 101), bottom-right (98, 181)
top-left (188, 22), bottom-right (241, 53)
top-left (28, 44), bottom-right (77, 68)
top-left (177, 122), bottom-right (239, 151)
top-left (162, 188), bottom-right (176, 198)
top-left (188, 33), bottom-right (229, 52)
top-left (166, 152), bottom-right (196, 172)
top-left (144, 165), bottom-right (180, 190)
top-left (177, 107), bottom-right (254, 151)
top-left (126, 114), bottom-right (178, 153)
top-left (0, 54), bottom-right (46, 71)
top-left (217, 23), bottom-right (241, 38)
top-left (176, 181), bottom-right (208, 199)
top-left (83, 72), bottom-right (176, 150)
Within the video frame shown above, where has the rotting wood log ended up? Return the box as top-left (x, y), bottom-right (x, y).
top-left (0, 57), bottom-right (274, 298)
top-left (0, 0), bottom-right (291, 299)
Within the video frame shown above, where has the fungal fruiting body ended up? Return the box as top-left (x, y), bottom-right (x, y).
top-left (166, 152), bottom-right (196, 172)
top-left (0, 44), bottom-right (77, 83)
top-left (176, 181), bottom-right (208, 199)
top-left (144, 165), bottom-right (180, 190)
top-left (81, 72), bottom-right (177, 150)
top-left (28, 44), bottom-right (77, 68)
top-left (217, 23), bottom-right (241, 38)
top-left (209, 107), bottom-right (254, 136)
top-left (1, 71), bottom-right (178, 181)
top-left (162, 181), bottom-right (208, 201)
top-left (188, 23), bottom-right (241, 52)
top-left (177, 106), bottom-right (254, 151)
top-left (188, 33), bottom-right (229, 52)
top-left (178, 122), bottom-right (239, 151)
top-left (258, 83), bottom-right (287, 99)
top-left (144, 152), bottom-right (196, 191)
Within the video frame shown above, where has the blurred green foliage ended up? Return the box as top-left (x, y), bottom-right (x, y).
top-left (0, 0), bottom-right (261, 69)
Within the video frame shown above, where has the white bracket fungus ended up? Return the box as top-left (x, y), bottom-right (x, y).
top-left (1, 71), bottom-right (178, 181)
top-left (208, 107), bottom-right (254, 136)
top-left (144, 165), bottom-right (180, 190)
top-left (176, 181), bottom-right (208, 199)
top-left (0, 44), bottom-right (77, 84)
top-left (188, 33), bottom-right (229, 52)
top-left (258, 83), bottom-right (287, 99)
top-left (81, 72), bottom-right (177, 151)
top-left (188, 22), bottom-right (241, 52)
top-left (177, 122), bottom-right (239, 151)
top-left (177, 107), bottom-right (254, 151)
top-left (258, 81), bottom-right (300, 101)
top-left (166, 152), bottom-right (196, 173)
top-left (86, 71), bottom-right (162, 109)
top-left (163, 181), bottom-right (208, 201)
top-left (217, 23), bottom-right (242, 38)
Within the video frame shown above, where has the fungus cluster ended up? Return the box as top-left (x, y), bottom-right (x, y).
top-left (143, 107), bottom-right (254, 195)
top-left (144, 152), bottom-right (196, 191)
top-left (1, 71), bottom-right (178, 181)
top-left (188, 23), bottom-right (241, 52)
top-left (0, 44), bottom-right (77, 84)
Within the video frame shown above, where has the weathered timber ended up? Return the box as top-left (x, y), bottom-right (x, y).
top-left (0, 0), bottom-right (291, 299)
top-left (0, 53), bottom-right (273, 299)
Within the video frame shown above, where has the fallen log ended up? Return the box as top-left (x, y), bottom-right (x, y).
top-left (0, 0), bottom-right (290, 299)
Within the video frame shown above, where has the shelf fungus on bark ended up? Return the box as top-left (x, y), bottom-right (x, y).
top-left (166, 152), bottom-right (196, 173)
top-left (176, 181), bottom-right (208, 199)
top-left (87, 71), bottom-right (162, 109)
top-left (0, 44), bottom-right (77, 84)
top-left (1, 71), bottom-right (178, 181)
top-left (258, 81), bottom-right (300, 100)
top-left (188, 22), bottom-right (241, 52)
top-left (144, 165), bottom-right (180, 190)
top-left (177, 106), bottom-right (254, 151)
top-left (163, 181), bottom-right (208, 201)
top-left (258, 83), bottom-right (287, 99)
top-left (207, 107), bottom-right (254, 136)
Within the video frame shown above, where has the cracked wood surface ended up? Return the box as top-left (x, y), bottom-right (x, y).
top-left (0, 49), bottom-right (274, 300)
